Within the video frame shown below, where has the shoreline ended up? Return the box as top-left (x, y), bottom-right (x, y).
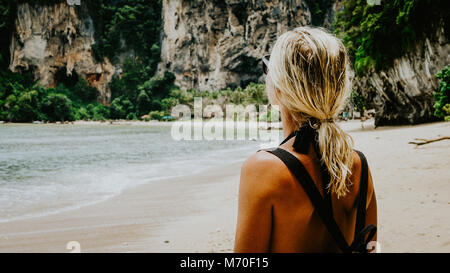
top-left (0, 155), bottom-right (245, 253)
top-left (0, 120), bottom-right (174, 126)
top-left (0, 120), bottom-right (449, 252)
top-left (1, 118), bottom-right (446, 130)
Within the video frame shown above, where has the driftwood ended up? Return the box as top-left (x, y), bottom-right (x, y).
top-left (408, 136), bottom-right (450, 146)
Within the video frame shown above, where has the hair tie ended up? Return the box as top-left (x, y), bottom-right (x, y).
top-left (292, 122), bottom-right (318, 154)
top-left (291, 117), bottom-right (335, 154)
top-left (320, 118), bottom-right (335, 123)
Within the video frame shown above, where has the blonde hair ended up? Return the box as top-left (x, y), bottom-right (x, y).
top-left (267, 26), bottom-right (354, 198)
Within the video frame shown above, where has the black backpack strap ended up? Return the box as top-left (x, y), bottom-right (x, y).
top-left (351, 150), bottom-right (377, 252)
top-left (265, 148), bottom-right (351, 253)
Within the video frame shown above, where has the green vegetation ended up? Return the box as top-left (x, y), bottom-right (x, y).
top-left (89, 0), bottom-right (162, 73)
top-left (305, 0), bottom-right (333, 26)
top-left (168, 82), bottom-right (268, 109)
top-left (128, 82), bottom-right (268, 121)
top-left (0, 69), bottom-right (109, 122)
top-left (3, 0), bottom-right (446, 123)
top-left (334, 0), bottom-right (449, 75)
top-left (433, 66), bottom-right (450, 121)
top-left (0, 0), bottom-right (17, 69)
top-left (0, 0), bottom-right (171, 122)
top-left (108, 59), bottom-right (177, 120)
top-left (350, 90), bottom-right (366, 114)
top-left (0, 62), bottom-right (267, 122)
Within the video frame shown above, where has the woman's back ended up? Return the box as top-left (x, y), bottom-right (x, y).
top-left (234, 137), bottom-right (376, 253)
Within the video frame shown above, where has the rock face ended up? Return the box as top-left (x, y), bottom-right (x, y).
top-left (353, 26), bottom-right (450, 126)
top-left (159, 0), bottom-right (312, 91)
top-left (9, 1), bottom-right (448, 126)
top-left (9, 2), bottom-right (115, 104)
top-left (323, 0), bottom-right (344, 29)
top-left (159, 0), bottom-right (449, 125)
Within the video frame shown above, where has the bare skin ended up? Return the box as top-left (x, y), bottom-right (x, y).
top-left (234, 107), bottom-right (377, 253)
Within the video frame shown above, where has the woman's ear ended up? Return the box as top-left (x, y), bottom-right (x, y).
top-left (266, 79), bottom-right (279, 106)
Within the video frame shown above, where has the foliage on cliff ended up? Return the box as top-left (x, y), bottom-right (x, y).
top-left (108, 60), bottom-right (177, 120)
top-left (107, 59), bottom-right (268, 121)
top-left (0, 69), bottom-right (109, 122)
top-left (88, 0), bottom-right (162, 74)
top-left (334, 0), bottom-right (449, 75)
top-left (434, 66), bottom-right (450, 121)
top-left (0, 0), bottom-right (168, 122)
top-left (0, 0), bottom-right (16, 69)
top-left (2, 0), bottom-right (447, 123)
top-left (305, 0), bottom-right (333, 26)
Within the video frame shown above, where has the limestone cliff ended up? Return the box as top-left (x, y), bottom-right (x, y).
top-left (9, 2), bottom-right (115, 104)
top-left (353, 25), bottom-right (450, 126)
top-left (8, 0), bottom-right (448, 125)
top-left (159, 0), bottom-right (311, 91)
top-left (160, 0), bottom-right (448, 125)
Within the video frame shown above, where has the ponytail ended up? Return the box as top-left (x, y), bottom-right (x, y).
top-left (317, 121), bottom-right (354, 198)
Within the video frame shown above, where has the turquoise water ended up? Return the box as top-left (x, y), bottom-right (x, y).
top-left (0, 124), bottom-right (261, 222)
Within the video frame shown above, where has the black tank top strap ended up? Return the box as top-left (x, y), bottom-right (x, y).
top-left (265, 148), bottom-right (352, 253)
top-left (277, 128), bottom-right (333, 213)
top-left (351, 150), bottom-right (377, 252)
top-left (262, 147), bottom-right (376, 253)
top-left (258, 123), bottom-right (376, 252)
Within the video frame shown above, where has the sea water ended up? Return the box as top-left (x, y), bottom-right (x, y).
top-left (0, 123), bottom-right (266, 223)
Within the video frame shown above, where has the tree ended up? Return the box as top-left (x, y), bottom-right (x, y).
top-left (16, 90), bottom-right (40, 121)
top-left (434, 66), bottom-right (450, 121)
top-left (334, 0), bottom-right (449, 75)
top-left (73, 78), bottom-right (98, 102)
top-left (136, 90), bottom-right (151, 117)
top-left (40, 93), bottom-right (73, 122)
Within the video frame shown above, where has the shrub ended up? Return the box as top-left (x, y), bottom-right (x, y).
top-left (350, 90), bottom-right (366, 113)
top-left (109, 96), bottom-right (133, 119)
top-left (126, 112), bottom-right (138, 120)
top-left (149, 110), bottom-right (165, 121)
top-left (15, 90), bottom-right (40, 122)
top-left (243, 83), bottom-right (268, 105)
top-left (334, 0), bottom-right (449, 75)
top-left (92, 103), bottom-right (110, 120)
top-left (3, 85), bottom-right (41, 122)
top-left (73, 78), bottom-right (98, 102)
top-left (433, 66), bottom-right (450, 121)
top-left (136, 90), bottom-right (152, 117)
top-left (86, 102), bottom-right (110, 121)
top-left (443, 104), bottom-right (450, 122)
top-left (40, 93), bottom-right (73, 122)
top-left (74, 106), bottom-right (90, 121)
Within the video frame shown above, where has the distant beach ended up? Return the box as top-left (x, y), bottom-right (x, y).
top-left (0, 120), bottom-right (449, 252)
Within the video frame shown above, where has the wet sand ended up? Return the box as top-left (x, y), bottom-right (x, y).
top-left (0, 120), bottom-right (449, 252)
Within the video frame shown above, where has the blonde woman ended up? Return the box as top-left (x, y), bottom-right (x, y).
top-left (234, 27), bottom-right (377, 253)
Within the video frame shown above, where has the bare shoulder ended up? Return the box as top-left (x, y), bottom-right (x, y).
top-left (240, 150), bottom-right (293, 195)
top-left (351, 150), bottom-right (362, 174)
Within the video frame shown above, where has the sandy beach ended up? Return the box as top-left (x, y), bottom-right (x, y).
top-left (0, 120), bottom-right (449, 253)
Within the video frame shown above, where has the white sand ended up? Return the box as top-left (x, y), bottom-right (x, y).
top-left (0, 120), bottom-right (449, 253)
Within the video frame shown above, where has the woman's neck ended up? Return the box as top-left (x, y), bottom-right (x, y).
top-left (281, 109), bottom-right (298, 138)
